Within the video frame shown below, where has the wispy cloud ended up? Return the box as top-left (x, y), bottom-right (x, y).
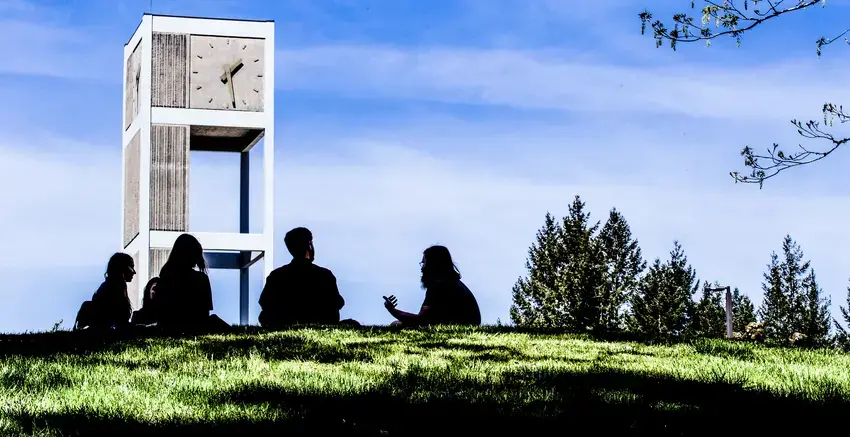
top-left (276, 44), bottom-right (850, 121)
top-left (5, 124), bottom-right (850, 331)
top-left (0, 19), bottom-right (116, 81)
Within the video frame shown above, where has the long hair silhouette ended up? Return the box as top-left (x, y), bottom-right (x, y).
top-left (104, 252), bottom-right (134, 281)
top-left (161, 233), bottom-right (207, 275)
top-left (420, 245), bottom-right (461, 288)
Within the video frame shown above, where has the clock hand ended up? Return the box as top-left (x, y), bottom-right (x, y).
top-left (219, 59), bottom-right (244, 83)
top-left (226, 67), bottom-right (235, 108)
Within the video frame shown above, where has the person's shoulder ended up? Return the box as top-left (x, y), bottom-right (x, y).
top-left (189, 269), bottom-right (211, 283)
top-left (93, 280), bottom-right (110, 296)
top-left (310, 263), bottom-right (335, 277)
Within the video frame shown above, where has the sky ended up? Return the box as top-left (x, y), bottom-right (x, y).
top-left (2, 0), bottom-right (850, 333)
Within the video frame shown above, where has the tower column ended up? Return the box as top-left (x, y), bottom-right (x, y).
top-left (122, 14), bottom-right (275, 324)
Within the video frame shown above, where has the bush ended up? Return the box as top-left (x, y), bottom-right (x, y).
top-left (734, 322), bottom-right (765, 343)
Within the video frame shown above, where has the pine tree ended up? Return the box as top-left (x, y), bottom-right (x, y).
top-left (628, 241), bottom-right (697, 340)
top-left (687, 280), bottom-right (726, 338)
top-left (553, 196), bottom-right (605, 332)
top-left (780, 235), bottom-right (810, 334)
top-left (758, 252), bottom-right (788, 340)
top-left (597, 208), bottom-right (645, 333)
top-left (833, 281), bottom-right (850, 352)
top-left (800, 270), bottom-right (830, 343)
top-left (510, 212), bottom-right (562, 328)
top-left (759, 235), bottom-right (820, 343)
top-left (731, 287), bottom-right (756, 333)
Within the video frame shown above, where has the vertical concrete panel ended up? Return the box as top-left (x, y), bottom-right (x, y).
top-left (150, 124), bottom-right (189, 231)
top-left (124, 40), bottom-right (142, 128)
top-left (128, 251), bottom-right (140, 310)
top-left (152, 32), bottom-right (189, 108)
top-left (149, 248), bottom-right (171, 279)
top-left (123, 132), bottom-right (141, 248)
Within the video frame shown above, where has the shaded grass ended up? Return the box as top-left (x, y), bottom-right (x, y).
top-left (1, 326), bottom-right (849, 435)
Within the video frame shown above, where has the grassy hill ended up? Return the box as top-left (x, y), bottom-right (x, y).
top-left (1, 326), bottom-right (849, 436)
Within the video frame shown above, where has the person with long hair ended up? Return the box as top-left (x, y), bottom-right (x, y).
top-left (89, 252), bottom-right (136, 329)
top-left (154, 233), bottom-right (216, 330)
top-left (383, 245), bottom-right (481, 326)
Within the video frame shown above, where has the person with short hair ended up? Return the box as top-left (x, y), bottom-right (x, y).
top-left (258, 227), bottom-right (347, 328)
top-left (383, 245), bottom-right (481, 327)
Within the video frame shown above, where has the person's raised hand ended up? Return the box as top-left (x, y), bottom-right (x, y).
top-left (383, 295), bottom-right (398, 311)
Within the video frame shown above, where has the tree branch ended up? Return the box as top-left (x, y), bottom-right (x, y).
top-left (639, 1), bottom-right (823, 50)
top-left (730, 104), bottom-right (850, 187)
top-left (639, 1), bottom-right (850, 187)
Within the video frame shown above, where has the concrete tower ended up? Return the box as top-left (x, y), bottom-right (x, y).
top-left (121, 14), bottom-right (275, 325)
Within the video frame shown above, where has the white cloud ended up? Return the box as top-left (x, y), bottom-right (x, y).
top-left (0, 19), bottom-right (116, 81)
top-left (3, 119), bottom-right (850, 331)
top-left (276, 44), bottom-right (850, 122)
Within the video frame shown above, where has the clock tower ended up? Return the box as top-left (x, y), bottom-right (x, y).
top-left (122, 14), bottom-right (275, 325)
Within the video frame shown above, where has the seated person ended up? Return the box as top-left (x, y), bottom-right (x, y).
top-left (86, 252), bottom-right (136, 330)
top-left (384, 245), bottom-right (481, 327)
top-left (131, 277), bottom-right (159, 326)
top-left (155, 233), bottom-right (229, 333)
top-left (259, 227), bottom-right (346, 328)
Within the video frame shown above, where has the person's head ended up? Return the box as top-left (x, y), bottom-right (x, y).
top-left (420, 245), bottom-right (461, 289)
top-left (164, 233), bottom-right (207, 274)
top-left (142, 277), bottom-right (159, 308)
top-left (284, 227), bottom-right (314, 261)
top-left (105, 252), bottom-right (135, 282)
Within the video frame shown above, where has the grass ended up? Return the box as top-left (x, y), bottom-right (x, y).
top-left (0, 326), bottom-right (849, 436)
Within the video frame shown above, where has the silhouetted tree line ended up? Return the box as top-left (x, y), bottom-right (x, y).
top-left (511, 195), bottom-right (850, 350)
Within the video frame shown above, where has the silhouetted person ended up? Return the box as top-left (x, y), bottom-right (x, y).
top-left (131, 277), bottom-right (159, 326)
top-left (87, 252), bottom-right (136, 330)
top-left (258, 227), bottom-right (346, 328)
top-left (384, 245), bottom-right (481, 327)
top-left (155, 233), bottom-right (229, 332)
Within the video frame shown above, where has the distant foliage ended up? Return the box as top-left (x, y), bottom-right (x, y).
top-left (834, 283), bottom-right (850, 352)
top-left (511, 196), bottom-right (644, 334)
top-left (628, 241), bottom-right (698, 341)
top-left (687, 281), bottom-right (726, 339)
top-left (758, 235), bottom-right (830, 345)
top-left (731, 287), bottom-right (756, 333)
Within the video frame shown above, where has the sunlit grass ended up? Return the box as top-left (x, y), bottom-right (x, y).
top-left (0, 326), bottom-right (848, 435)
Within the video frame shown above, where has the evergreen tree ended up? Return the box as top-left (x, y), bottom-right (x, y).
top-left (758, 235), bottom-right (822, 343)
top-left (597, 208), bottom-right (645, 333)
top-left (780, 235), bottom-right (810, 333)
top-left (628, 241), bottom-right (697, 340)
top-left (801, 270), bottom-right (831, 343)
top-left (510, 212), bottom-right (562, 328)
top-left (833, 281), bottom-right (850, 352)
top-left (687, 280), bottom-right (726, 338)
top-left (731, 287), bottom-right (756, 333)
top-left (557, 196), bottom-right (605, 332)
top-left (758, 252), bottom-right (789, 340)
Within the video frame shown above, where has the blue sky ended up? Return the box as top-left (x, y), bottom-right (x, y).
top-left (2, 0), bottom-right (850, 333)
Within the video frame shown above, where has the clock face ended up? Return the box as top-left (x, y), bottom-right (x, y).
top-left (124, 40), bottom-right (142, 129)
top-left (189, 36), bottom-right (265, 112)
